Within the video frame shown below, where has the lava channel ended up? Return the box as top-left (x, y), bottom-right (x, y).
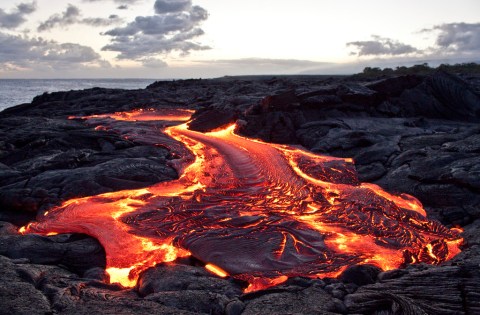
top-left (22, 108), bottom-right (463, 292)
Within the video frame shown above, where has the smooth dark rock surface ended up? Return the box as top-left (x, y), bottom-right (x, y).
top-left (0, 72), bottom-right (479, 314)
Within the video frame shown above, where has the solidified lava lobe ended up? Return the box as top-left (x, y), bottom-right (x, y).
top-left (22, 109), bottom-right (463, 292)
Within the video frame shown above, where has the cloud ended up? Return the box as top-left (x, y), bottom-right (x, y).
top-left (103, 29), bottom-right (209, 60)
top-left (154, 0), bottom-right (191, 13)
top-left (182, 58), bottom-right (334, 76)
top-left (347, 35), bottom-right (418, 57)
top-left (82, 15), bottom-right (123, 27)
top-left (424, 23), bottom-right (480, 54)
top-left (212, 58), bottom-right (331, 68)
top-left (0, 1), bottom-right (36, 29)
top-left (141, 58), bottom-right (168, 68)
top-left (346, 23), bottom-right (480, 63)
top-left (83, 0), bottom-right (142, 3)
top-left (103, 4), bottom-right (208, 37)
top-left (37, 4), bottom-right (123, 31)
top-left (117, 5), bottom-right (129, 10)
top-left (37, 4), bottom-right (80, 31)
top-left (102, 0), bottom-right (209, 61)
top-left (16, 2), bottom-right (36, 14)
top-left (0, 31), bottom-right (108, 70)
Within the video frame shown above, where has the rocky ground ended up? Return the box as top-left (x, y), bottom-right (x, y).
top-left (0, 71), bottom-right (479, 314)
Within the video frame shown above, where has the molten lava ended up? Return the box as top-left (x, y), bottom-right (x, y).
top-left (22, 109), bottom-right (462, 292)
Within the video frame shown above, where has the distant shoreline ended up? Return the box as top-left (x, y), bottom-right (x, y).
top-left (0, 78), bottom-right (158, 112)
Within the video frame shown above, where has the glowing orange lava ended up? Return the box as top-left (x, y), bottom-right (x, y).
top-left (205, 264), bottom-right (229, 278)
top-left (69, 108), bottom-right (195, 122)
top-left (22, 109), bottom-right (463, 291)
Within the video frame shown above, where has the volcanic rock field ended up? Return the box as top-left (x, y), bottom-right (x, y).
top-left (0, 71), bottom-right (479, 314)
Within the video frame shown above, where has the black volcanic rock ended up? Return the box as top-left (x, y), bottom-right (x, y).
top-left (242, 286), bottom-right (337, 314)
top-left (0, 255), bottom-right (202, 315)
top-left (137, 264), bottom-right (242, 297)
top-left (239, 110), bottom-right (304, 144)
top-left (344, 261), bottom-right (480, 315)
top-left (397, 71), bottom-right (480, 121)
top-left (136, 264), bottom-right (242, 314)
top-left (0, 115), bottom-right (177, 214)
top-left (426, 71), bottom-right (480, 120)
top-left (0, 232), bottom-right (106, 274)
top-left (0, 255), bottom-right (51, 315)
top-left (340, 264), bottom-right (382, 286)
top-left (188, 109), bottom-right (238, 132)
top-left (336, 83), bottom-right (378, 105)
top-left (0, 73), bottom-right (479, 314)
top-left (260, 90), bottom-right (299, 111)
top-left (366, 74), bottom-right (424, 97)
top-left (300, 94), bottom-right (342, 108)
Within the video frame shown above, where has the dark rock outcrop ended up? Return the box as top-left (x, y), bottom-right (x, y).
top-left (396, 71), bottom-right (480, 121)
top-left (0, 72), bottom-right (479, 314)
top-left (0, 231), bottom-right (106, 274)
top-left (188, 109), bottom-right (238, 132)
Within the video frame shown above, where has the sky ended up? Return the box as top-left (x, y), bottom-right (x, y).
top-left (0, 0), bottom-right (479, 78)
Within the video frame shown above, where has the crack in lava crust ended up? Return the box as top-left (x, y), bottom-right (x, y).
top-left (22, 109), bottom-right (463, 292)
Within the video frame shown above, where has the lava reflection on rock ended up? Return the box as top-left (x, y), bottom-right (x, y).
top-left (23, 109), bottom-right (462, 292)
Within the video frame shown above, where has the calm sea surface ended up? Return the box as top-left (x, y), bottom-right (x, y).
top-left (0, 79), bottom-right (158, 112)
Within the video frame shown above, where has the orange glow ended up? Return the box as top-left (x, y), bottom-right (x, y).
top-left (106, 267), bottom-right (137, 287)
top-left (360, 183), bottom-right (426, 216)
top-left (205, 264), bottom-right (229, 278)
top-left (23, 108), bottom-right (463, 291)
top-left (70, 108), bottom-right (195, 122)
top-left (446, 238), bottom-right (463, 260)
top-left (245, 276), bottom-right (289, 293)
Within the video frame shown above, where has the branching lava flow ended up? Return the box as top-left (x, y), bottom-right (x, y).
top-left (22, 109), bottom-right (462, 292)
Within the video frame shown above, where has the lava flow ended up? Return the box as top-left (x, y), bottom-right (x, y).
top-left (22, 108), bottom-right (463, 292)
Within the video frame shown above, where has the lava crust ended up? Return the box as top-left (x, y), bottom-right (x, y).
top-left (23, 109), bottom-right (462, 292)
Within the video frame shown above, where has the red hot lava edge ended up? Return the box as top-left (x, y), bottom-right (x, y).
top-left (21, 108), bottom-right (463, 292)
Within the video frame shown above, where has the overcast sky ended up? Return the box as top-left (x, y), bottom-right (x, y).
top-left (0, 0), bottom-right (479, 78)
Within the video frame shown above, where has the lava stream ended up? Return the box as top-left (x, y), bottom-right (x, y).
top-left (22, 109), bottom-right (463, 292)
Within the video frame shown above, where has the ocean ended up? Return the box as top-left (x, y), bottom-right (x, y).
top-left (0, 79), bottom-right (158, 112)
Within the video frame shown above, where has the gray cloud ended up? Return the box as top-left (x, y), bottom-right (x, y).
top-left (346, 23), bottom-right (480, 63)
top-left (104, 11), bottom-right (204, 36)
top-left (82, 15), bottom-right (123, 27)
top-left (16, 2), bottom-right (36, 14)
top-left (42, 43), bottom-right (101, 63)
top-left (38, 4), bottom-right (122, 31)
top-left (189, 5), bottom-right (208, 22)
top-left (0, 31), bottom-right (108, 70)
top-left (103, 28), bottom-right (209, 59)
top-left (424, 23), bottom-right (480, 53)
top-left (347, 35), bottom-right (418, 56)
top-left (0, 1), bottom-right (36, 29)
top-left (37, 4), bottom-right (80, 31)
top-left (83, 0), bottom-right (142, 3)
top-left (102, 0), bottom-right (209, 61)
top-left (154, 0), bottom-right (191, 14)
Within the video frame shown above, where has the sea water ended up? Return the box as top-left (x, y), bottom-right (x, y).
top-left (0, 79), bottom-right (157, 112)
